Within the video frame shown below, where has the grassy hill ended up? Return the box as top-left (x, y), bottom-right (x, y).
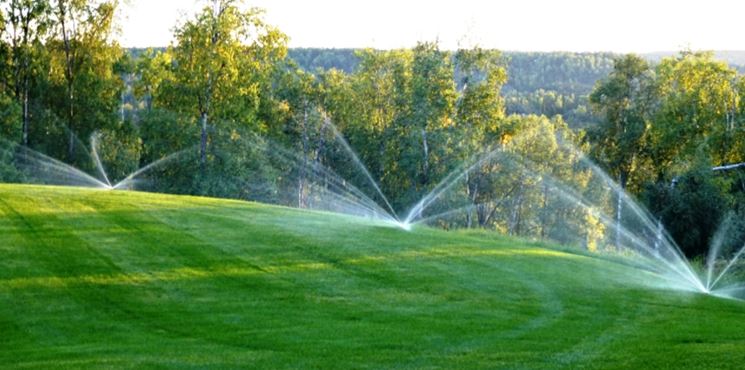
top-left (0, 184), bottom-right (743, 369)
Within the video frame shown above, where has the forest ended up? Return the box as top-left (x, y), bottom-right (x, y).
top-left (1, 0), bottom-right (744, 257)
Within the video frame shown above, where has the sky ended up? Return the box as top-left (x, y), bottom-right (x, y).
top-left (118, 0), bottom-right (745, 52)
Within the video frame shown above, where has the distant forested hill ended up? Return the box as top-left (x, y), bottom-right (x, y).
top-left (287, 49), bottom-right (615, 94)
top-left (287, 48), bottom-right (745, 129)
top-left (287, 49), bottom-right (617, 128)
top-left (502, 52), bottom-right (616, 95)
top-left (287, 48), bottom-right (359, 73)
top-left (500, 52), bottom-right (616, 128)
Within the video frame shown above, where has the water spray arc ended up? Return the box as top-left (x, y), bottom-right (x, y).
top-left (273, 121), bottom-right (742, 299)
top-left (0, 133), bottom-right (194, 192)
top-left (2, 122), bottom-right (744, 300)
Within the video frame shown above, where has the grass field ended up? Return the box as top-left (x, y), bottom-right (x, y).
top-left (0, 184), bottom-right (744, 369)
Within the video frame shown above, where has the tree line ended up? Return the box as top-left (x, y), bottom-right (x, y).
top-left (1, 0), bottom-right (743, 257)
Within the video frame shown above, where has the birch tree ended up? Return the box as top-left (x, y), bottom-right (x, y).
top-left (164, 0), bottom-right (287, 173)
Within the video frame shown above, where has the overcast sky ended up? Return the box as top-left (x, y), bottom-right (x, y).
top-left (118, 0), bottom-right (745, 52)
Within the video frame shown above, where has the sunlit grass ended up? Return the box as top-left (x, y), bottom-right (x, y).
top-left (0, 249), bottom-right (578, 291)
top-left (0, 184), bottom-right (743, 369)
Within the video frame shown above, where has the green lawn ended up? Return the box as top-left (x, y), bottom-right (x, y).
top-left (0, 184), bottom-right (743, 369)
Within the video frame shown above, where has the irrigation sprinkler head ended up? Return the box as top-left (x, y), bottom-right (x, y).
top-left (111, 180), bottom-right (131, 190)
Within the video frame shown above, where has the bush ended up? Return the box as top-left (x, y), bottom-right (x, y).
top-left (644, 163), bottom-right (732, 257)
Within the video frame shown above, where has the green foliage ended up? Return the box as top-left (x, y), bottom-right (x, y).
top-left (589, 54), bottom-right (654, 192)
top-left (138, 109), bottom-right (196, 159)
top-left (455, 47), bottom-right (507, 152)
top-left (201, 124), bottom-right (282, 202)
top-left (651, 51), bottom-right (742, 168)
top-left (46, 0), bottom-right (123, 161)
top-left (314, 44), bottom-right (511, 212)
top-left (642, 154), bottom-right (734, 257)
top-left (94, 124), bottom-right (142, 183)
top-left (289, 49), bottom-right (613, 130)
top-left (0, 93), bottom-right (21, 141)
top-left (159, 0), bottom-right (288, 171)
top-left (133, 48), bottom-right (172, 111)
top-left (0, 143), bottom-right (23, 183)
top-left (587, 52), bottom-right (745, 256)
top-left (135, 108), bottom-right (198, 194)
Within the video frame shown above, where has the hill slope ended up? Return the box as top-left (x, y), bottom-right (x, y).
top-left (0, 184), bottom-right (743, 369)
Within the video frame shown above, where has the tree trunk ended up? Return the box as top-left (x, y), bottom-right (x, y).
top-left (509, 191), bottom-right (524, 235)
top-left (421, 128), bottom-right (429, 185)
top-left (19, 45), bottom-right (30, 147)
top-left (196, 0), bottom-right (224, 177)
top-left (22, 86), bottom-right (28, 146)
top-left (540, 182), bottom-right (549, 239)
top-left (66, 86), bottom-right (75, 159)
top-left (615, 172), bottom-right (628, 249)
top-left (316, 117), bottom-right (330, 194)
top-left (9, 1), bottom-right (37, 147)
top-left (146, 90), bottom-right (152, 111)
top-left (120, 90), bottom-right (125, 122)
top-left (654, 176), bottom-right (679, 254)
top-left (58, 1), bottom-right (76, 160)
top-left (200, 111), bottom-right (208, 173)
top-left (478, 204), bottom-right (488, 227)
top-left (483, 202), bottom-right (500, 227)
top-left (298, 101), bottom-right (309, 208)
top-left (68, 128), bottom-right (75, 160)
top-left (465, 172), bottom-right (473, 228)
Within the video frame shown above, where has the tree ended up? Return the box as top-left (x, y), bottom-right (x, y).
top-left (133, 48), bottom-right (172, 112)
top-left (272, 62), bottom-right (327, 208)
top-left (341, 48), bottom-right (411, 209)
top-left (454, 47), bottom-right (507, 227)
top-left (408, 42), bottom-right (456, 188)
top-left (651, 52), bottom-right (741, 170)
top-left (589, 54), bottom-right (654, 247)
top-left (3, 0), bottom-right (49, 146)
top-left (589, 54), bottom-right (653, 192)
top-left (643, 157), bottom-right (732, 257)
top-left (48, 0), bottom-right (122, 161)
top-left (162, 0), bottom-right (287, 173)
top-left (0, 6), bottom-right (19, 141)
